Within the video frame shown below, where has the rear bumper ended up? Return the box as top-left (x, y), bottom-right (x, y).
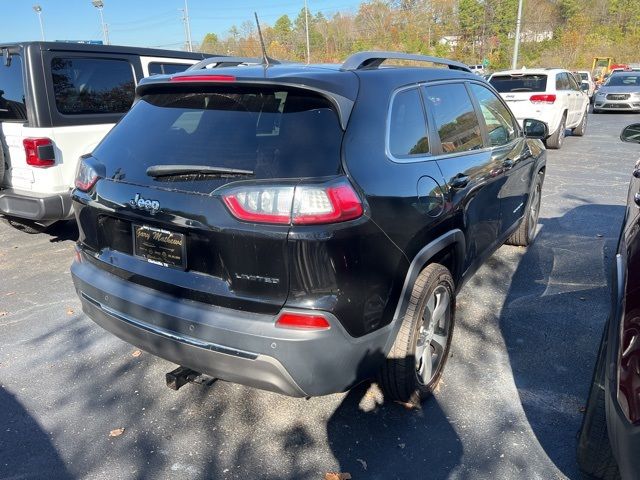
top-left (70, 254), bottom-right (392, 397)
top-left (0, 188), bottom-right (73, 222)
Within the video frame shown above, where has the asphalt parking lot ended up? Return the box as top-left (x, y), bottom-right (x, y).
top-left (1, 112), bottom-right (639, 480)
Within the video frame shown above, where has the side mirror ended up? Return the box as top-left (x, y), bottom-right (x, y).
top-left (580, 81), bottom-right (590, 91)
top-left (621, 124), bottom-right (640, 144)
top-left (523, 118), bottom-right (548, 140)
top-left (2, 49), bottom-right (11, 67)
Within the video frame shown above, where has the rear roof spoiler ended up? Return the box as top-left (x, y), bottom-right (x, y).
top-left (187, 56), bottom-right (281, 71)
top-left (341, 51), bottom-right (471, 73)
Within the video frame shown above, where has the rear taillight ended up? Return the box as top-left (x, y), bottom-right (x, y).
top-left (23, 138), bottom-right (55, 167)
top-left (530, 94), bottom-right (556, 104)
top-left (275, 312), bottom-right (331, 330)
top-left (74, 158), bottom-right (99, 192)
top-left (222, 180), bottom-right (363, 225)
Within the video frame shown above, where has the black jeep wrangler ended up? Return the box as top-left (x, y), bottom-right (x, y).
top-left (71, 52), bottom-right (547, 404)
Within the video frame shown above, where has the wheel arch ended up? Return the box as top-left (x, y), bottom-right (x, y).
top-left (383, 230), bottom-right (465, 352)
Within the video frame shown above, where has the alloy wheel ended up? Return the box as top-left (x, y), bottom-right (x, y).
top-left (415, 285), bottom-right (452, 385)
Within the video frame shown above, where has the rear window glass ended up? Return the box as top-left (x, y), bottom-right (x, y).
top-left (423, 83), bottom-right (483, 154)
top-left (51, 57), bottom-right (135, 114)
top-left (388, 88), bottom-right (429, 157)
top-left (148, 62), bottom-right (192, 75)
top-left (92, 86), bottom-right (343, 185)
top-left (0, 54), bottom-right (27, 121)
top-left (490, 74), bottom-right (547, 93)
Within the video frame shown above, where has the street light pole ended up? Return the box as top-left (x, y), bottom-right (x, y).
top-left (511, 0), bottom-right (524, 69)
top-left (184, 0), bottom-right (193, 52)
top-left (33, 5), bottom-right (45, 41)
top-left (304, 0), bottom-right (310, 64)
top-left (91, 0), bottom-right (109, 45)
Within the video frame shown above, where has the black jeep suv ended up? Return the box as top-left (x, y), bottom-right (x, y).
top-left (70, 52), bottom-right (547, 403)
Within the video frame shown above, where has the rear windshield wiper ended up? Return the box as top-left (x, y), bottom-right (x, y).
top-left (146, 165), bottom-right (254, 178)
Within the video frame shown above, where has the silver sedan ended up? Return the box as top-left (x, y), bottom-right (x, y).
top-left (593, 72), bottom-right (640, 113)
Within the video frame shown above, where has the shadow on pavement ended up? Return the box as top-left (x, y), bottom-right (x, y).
top-left (0, 386), bottom-right (72, 479)
top-left (495, 203), bottom-right (624, 477)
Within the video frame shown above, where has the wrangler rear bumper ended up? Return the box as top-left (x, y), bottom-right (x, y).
top-left (0, 188), bottom-right (73, 222)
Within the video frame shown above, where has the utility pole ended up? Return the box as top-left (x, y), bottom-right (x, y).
top-left (184, 0), bottom-right (193, 52)
top-left (304, 0), bottom-right (310, 64)
top-left (33, 5), bottom-right (45, 41)
top-left (511, 0), bottom-right (524, 69)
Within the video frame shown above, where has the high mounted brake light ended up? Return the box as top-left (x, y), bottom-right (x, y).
top-left (170, 74), bottom-right (236, 83)
top-left (222, 180), bottom-right (363, 225)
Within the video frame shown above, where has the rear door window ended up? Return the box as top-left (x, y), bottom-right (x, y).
top-left (423, 83), bottom-right (483, 154)
top-left (556, 73), bottom-right (570, 90)
top-left (490, 74), bottom-right (547, 93)
top-left (388, 87), bottom-right (429, 158)
top-left (51, 57), bottom-right (135, 114)
top-left (92, 86), bottom-right (344, 193)
top-left (148, 62), bottom-right (193, 75)
top-left (0, 54), bottom-right (27, 121)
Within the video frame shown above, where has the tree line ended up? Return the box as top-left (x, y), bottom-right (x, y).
top-left (198, 0), bottom-right (640, 70)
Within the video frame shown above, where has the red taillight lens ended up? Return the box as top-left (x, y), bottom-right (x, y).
top-left (530, 94), bottom-right (556, 104)
top-left (222, 181), bottom-right (363, 225)
top-left (74, 158), bottom-right (99, 192)
top-left (170, 74), bottom-right (236, 83)
top-left (23, 138), bottom-right (55, 167)
top-left (275, 312), bottom-right (331, 330)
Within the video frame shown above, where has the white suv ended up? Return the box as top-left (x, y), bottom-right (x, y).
top-left (0, 42), bottom-right (210, 231)
top-left (489, 68), bottom-right (590, 149)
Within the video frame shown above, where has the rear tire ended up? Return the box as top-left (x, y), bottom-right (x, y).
top-left (546, 115), bottom-right (566, 149)
top-left (572, 108), bottom-right (588, 137)
top-left (577, 325), bottom-right (621, 480)
top-left (0, 140), bottom-right (5, 185)
top-left (506, 171), bottom-right (543, 247)
top-left (379, 263), bottom-right (455, 406)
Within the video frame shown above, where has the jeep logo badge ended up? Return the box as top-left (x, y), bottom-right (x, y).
top-left (130, 193), bottom-right (160, 215)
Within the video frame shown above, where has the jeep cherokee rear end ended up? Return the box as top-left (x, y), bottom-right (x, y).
top-left (70, 65), bottom-right (407, 396)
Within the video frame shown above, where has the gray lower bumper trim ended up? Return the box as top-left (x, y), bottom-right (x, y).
top-left (0, 188), bottom-right (73, 221)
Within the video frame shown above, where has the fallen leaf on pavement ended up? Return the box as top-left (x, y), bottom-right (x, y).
top-left (132, 350), bottom-right (142, 357)
top-left (66, 308), bottom-right (74, 315)
top-left (0, 311), bottom-right (8, 317)
top-left (324, 473), bottom-right (351, 480)
top-left (5, 292), bottom-right (15, 296)
top-left (109, 428), bottom-right (125, 437)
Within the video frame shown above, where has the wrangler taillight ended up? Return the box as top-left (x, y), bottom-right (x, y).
top-left (74, 157), bottom-right (100, 192)
top-left (530, 94), bottom-right (556, 104)
top-left (222, 180), bottom-right (363, 225)
top-left (23, 138), bottom-right (55, 167)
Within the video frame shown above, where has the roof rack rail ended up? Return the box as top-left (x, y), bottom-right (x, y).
top-left (341, 51), bottom-right (471, 73)
top-left (187, 56), bottom-right (280, 71)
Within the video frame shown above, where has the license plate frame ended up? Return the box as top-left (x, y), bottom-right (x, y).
top-left (133, 225), bottom-right (186, 270)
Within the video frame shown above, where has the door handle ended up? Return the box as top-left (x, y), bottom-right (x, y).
top-left (450, 174), bottom-right (470, 189)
